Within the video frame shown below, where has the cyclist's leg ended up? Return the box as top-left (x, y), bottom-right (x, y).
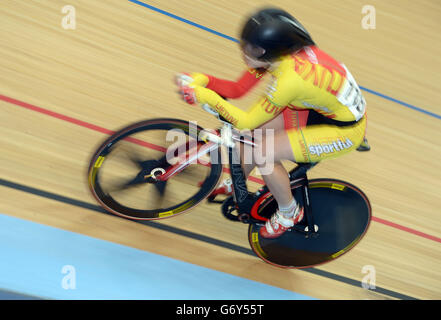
top-left (251, 109), bottom-right (309, 204)
top-left (261, 116), bottom-right (367, 199)
top-left (239, 110), bottom-right (290, 179)
top-left (253, 128), bottom-right (297, 207)
top-left (259, 115), bottom-right (367, 238)
top-left (212, 109), bottom-right (302, 198)
top-left (210, 113), bottom-right (286, 197)
top-left (255, 128), bottom-right (303, 238)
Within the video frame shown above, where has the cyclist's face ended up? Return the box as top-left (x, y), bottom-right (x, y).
top-left (241, 42), bottom-right (271, 69)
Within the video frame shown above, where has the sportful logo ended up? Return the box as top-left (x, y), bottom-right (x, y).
top-left (308, 138), bottom-right (354, 157)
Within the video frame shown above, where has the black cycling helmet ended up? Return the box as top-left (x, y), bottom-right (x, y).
top-left (240, 7), bottom-right (315, 61)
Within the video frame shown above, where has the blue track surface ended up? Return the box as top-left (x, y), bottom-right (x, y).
top-left (0, 214), bottom-right (314, 300)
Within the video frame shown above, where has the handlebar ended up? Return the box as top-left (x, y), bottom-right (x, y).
top-left (202, 103), bottom-right (220, 118)
top-left (201, 103), bottom-right (232, 125)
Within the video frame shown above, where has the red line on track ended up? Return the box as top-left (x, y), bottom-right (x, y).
top-left (1, 94), bottom-right (440, 244)
top-left (0, 95), bottom-right (114, 135)
top-left (371, 216), bottom-right (440, 243)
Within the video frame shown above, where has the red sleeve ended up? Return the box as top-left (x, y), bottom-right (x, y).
top-left (205, 68), bottom-right (266, 99)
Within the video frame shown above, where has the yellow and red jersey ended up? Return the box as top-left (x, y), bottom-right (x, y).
top-left (194, 45), bottom-right (366, 130)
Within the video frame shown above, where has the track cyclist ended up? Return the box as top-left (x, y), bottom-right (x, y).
top-left (176, 7), bottom-right (369, 239)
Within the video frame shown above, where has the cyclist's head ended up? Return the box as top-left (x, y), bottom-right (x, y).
top-left (240, 7), bottom-right (315, 68)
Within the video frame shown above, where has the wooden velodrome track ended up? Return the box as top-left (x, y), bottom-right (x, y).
top-left (1, 0), bottom-right (440, 300)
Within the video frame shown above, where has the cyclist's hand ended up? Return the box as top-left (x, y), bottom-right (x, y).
top-left (179, 85), bottom-right (198, 105)
top-left (175, 72), bottom-right (209, 88)
top-left (175, 73), bottom-right (193, 88)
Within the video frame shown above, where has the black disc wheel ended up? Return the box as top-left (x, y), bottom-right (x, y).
top-left (248, 179), bottom-right (371, 268)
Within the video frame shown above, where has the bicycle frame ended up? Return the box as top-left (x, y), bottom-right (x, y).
top-left (155, 121), bottom-right (251, 181)
top-left (154, 117), bottom-right (320, 237)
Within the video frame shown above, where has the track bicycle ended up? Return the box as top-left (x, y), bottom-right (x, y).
top-left (88, 105), bottom-right (372, 268)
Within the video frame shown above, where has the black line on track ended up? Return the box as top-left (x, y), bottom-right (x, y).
top-left (0, 178), bottom-right (417, 300)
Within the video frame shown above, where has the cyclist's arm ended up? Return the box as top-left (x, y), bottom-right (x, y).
top-left (194, 88), bottom-right (285, 130)
top-left (205, 68), bottom-right (266, 99)
top-left (194, 69), bottom-right (297, 129)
